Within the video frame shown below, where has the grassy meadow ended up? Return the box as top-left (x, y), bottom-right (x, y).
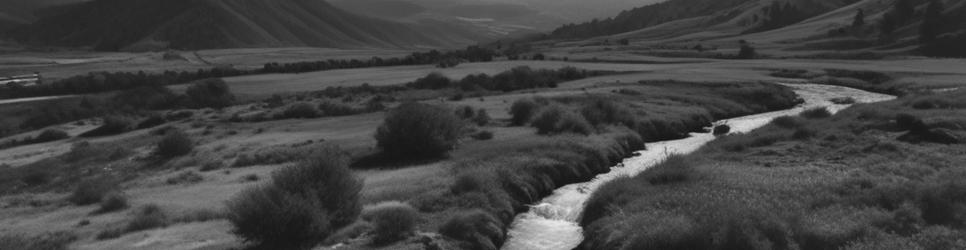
top-left (580, 88), bottom-right (966, 250)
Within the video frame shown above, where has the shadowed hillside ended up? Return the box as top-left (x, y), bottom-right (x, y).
top-left (8, 0), bottom-right (487, 51)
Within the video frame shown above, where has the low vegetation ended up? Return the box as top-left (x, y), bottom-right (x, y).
top-left (375, 102), bottom-right (463, 160)
top-left (226, 146), bottom-right (363, 249)
top-left (155, 129), bottom-right (194, 158)
top-left (407, 66), bottom-right (618, 92)
top-left (580, 89), bottom-right (966, 249)
top-left (363, 201), bottom-right (419, 244)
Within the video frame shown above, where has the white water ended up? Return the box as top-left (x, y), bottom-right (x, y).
top-left (500, 83), bottom-right (896, 250)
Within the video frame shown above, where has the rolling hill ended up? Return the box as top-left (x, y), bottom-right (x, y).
top-left (7, 0), bottom-right (488, 51)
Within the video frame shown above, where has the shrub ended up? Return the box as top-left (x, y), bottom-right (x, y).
top-left (166, 171), bottom-right (204, 185)
top-left (125, 204), bottom-right (169, 232)
top-left (771, 116), bottom-right (804, 129)
top-left (472, 131), bottom-right (494, 140)
top-left (455, 106), bottom-right (476, 120)
top-left (226, 148), bottom-right (363, 249)
top-left (69, 178), bottom-right (117, 206)
top-left (185, 79), bottom-right (235, 109)
top-left (80, 116), bottom-right (132, 137)
top-left (363, 201), bottom-right (419, 244)
top-left (408, 72), bottom-right (453, 89)
top-left (33, 129), bottom-right (70, 143)
top-left (473, 109), bottom-right (491, 126)
top-left (531, 105), bottom-right (565, 134)
top-left (801, 107), bottom-right (833, 119)
top-left (136, 115), bottom-right (167, 129)
top-left (96, 192), bottom-right (129, 214)
top-left (279, 102), bottom-right (320, 119)
top-left (318, 102), bottom-right (359, 116)
top-left (713, 124), bottom-right (732, 135)
top-left (896, 113), bottom-right (928, 132)
top-left (156, 130), bottom-right (193, 158)
top-left (510, 98), bottom-right (541, 126)
top-left (580, 99), bottom-right (632, 127)
top-left (375, 103), bottom-right (462, 159)
top-left (642, 155), bottom-right (695, 185)
top-left (439, 210), bottom-right (503, 250)
top-left (560, 112), bottom-right (594, 135)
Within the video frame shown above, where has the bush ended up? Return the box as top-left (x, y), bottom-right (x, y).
top-left (96, 192), bottom-right (129, 214)
top-left (199, 161), bottom-right (225, 172)
top-left (472, 131), bottom-right (494, 140)
top-left (896, 113), bottom-right (928, 132)
top-left (227, 148), bottom-right (363, 249)
top-left (713, 124), bottom-right (731, 135)
top-left (531, 105), bottom-right (563, 134)
top-left (156, 130), bottom-right (193, 158)
top-left (408, 72), bottom-right (452, 89)
top-left (363, 201), bottom-right (419, 244)
top-left (279, 102), bottom-right (320, 119)
top-left (375, 103), bottom-right (463, 159)
top-left (318, 102), bottom-right (360, 116)
top-left (69, 178), bottom-right (117, 206)
top-left (32, 129), bottom-right (70, 143)
top-left (136, 115), bottom-right (167, 129)
top-left (80, 116), bottom-right (132, 137)
top-left (185, 79), bottom-right (235, 109)
top-left (439, 210), bottom-right (503, 250)
top-left (510, 98), bottom-right (541, 126)
top-left (580, 99), bottom-right (632, 127)
top-left (771, 116), bottom-right (804, 129)
top-left (473, 109), bottom-right (491, 126)
top-left (558, 112), bottom-right (594, 135)
top-left (125, 204), bottom-right (169, 232)
top-left (801, 107), bottom-right (833, 119)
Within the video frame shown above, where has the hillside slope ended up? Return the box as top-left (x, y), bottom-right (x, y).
top-left (8, 0), bottom-right (486, 51)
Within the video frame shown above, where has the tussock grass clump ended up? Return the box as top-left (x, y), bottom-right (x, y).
top-left (69, 178), bottom-right (118, 206)
top-left (376, 103), bottom-right (462, 160)
top-left (363, 201), bottom-right (419, 244)
top-left (440, 210), bottom-right (504, 250)
top-left (226, 147), bottom-right (362, 249)
top-left (532, 105), bottom-right (593, 135)
top-left (801, 107), bottom-right (833, 119)
top-left (95, 192), bottom-right (129, 214)
top-left (278, 102), bottom-right (320, 119)
top-left (642, 155), bottom-right (695, 185)
top-left (156, 129), bottom-right (193, 158)
top-left (80, 116), bottom-right (132, 137)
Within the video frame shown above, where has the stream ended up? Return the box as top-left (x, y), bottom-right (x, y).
top-left (500, 83), bottom-right (897, 250)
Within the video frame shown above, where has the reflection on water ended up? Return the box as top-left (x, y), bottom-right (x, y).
top-left (501, 83), bottom-right (896, 250)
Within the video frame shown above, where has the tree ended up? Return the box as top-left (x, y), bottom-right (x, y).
top-left (852, 9), bottom-right (866, 28)
top-left (920, 0), bottom-right (945, 44)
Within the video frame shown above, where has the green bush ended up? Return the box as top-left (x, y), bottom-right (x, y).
top-left (580, 99), bottom-right (633, 127)
top-left (80, 116), bottom-right (132, 137)
top-left (531, 105), bottom-right (565, 134)
top-left (95, 192), bottom-right (129, 214)
top-left (124, 204), bottom-right (169, 232)
top-left (33, 129), bottom-right (70, 143)
top-left (439, 210), bottom-right (503, 250)
top-left (363, 201), bottom-right (419, 244)
top-left (279, 102), bottom-right (320, 119)
top-left (375, 103), bottom-right (463, 159)
top-left (771, 116), bottom-right (804, 129)
top-left (318, 102), bottom-right (360, 116)
top-left (156, 130), bottom-right (193, 158)
top-left (227, 148), bottom-right (363, 249)
top-left (472, 131), bottom-right (495, 140)
top-left (69, 178), bottom-right (117, 206)
top-left (510, 98), bottom-right (542, 126)
top-left (407, 72), bottom-right (452, 89)
top-left (558, 112), bottom-right (594, 135)
top-left (801, 107), bottom-right (833, 119)
top-left (473, 109), bottom-right (491, 126)
top-left (185, 79), bottom-right (235, 109)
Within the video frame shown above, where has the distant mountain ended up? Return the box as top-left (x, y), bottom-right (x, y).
top-left (0, 0), bottom-right (87, 21)
top-left (8, 0), bottom-right (488, 51)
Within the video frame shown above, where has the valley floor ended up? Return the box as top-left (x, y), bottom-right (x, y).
top-left (1, 52), bottom-right (964, 250)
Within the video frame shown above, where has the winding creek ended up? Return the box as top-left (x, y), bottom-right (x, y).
top-left (500, 83), bottom-right (897, 250)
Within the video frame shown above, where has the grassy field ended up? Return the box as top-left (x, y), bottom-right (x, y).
top-left (1, 52), bottom-right (965, 250)
top-left (580, 88), bottom-right (966, 250)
